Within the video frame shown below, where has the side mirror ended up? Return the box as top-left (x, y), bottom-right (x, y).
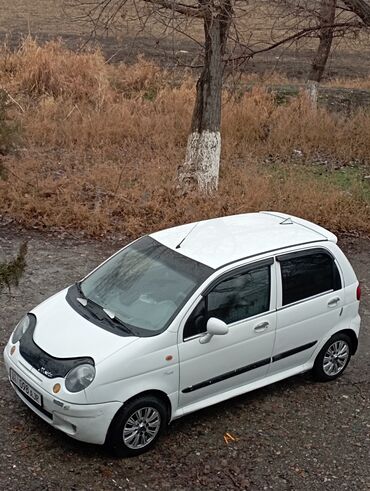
top-left (199, 317), bottom-right (229, 344)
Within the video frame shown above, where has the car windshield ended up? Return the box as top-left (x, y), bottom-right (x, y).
top-left (80, 236), bottom-right (213, 335)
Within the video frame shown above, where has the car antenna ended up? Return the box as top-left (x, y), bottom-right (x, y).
top-left (176, 221), bottom-right (201, 249)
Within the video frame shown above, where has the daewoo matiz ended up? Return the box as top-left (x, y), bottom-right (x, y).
top-left (4, 212), bottom-right (361, 456)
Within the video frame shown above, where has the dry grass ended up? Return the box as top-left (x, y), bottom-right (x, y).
top-left (325, 77), bottom-right (370, 90)
top-left (237, 71), bottom-right (370, 90)
top-left (0, 38), bottom-right (111, 105)
top-left (0, 40), bottom-right (369, 239)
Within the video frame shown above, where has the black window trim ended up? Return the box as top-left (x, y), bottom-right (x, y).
top-left (276, 246), bottom-right (343, 309)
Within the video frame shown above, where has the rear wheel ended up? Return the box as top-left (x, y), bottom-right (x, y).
top-left (313, 333), bottom-right (352, 382)
top-left (106, 395), bottom-right (168, 457)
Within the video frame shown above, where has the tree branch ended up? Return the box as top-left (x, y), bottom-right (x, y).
top-left (343, 0), bottom-right (370, 25)
top-left (226, 20), bottom-right (364, 63)
top-left (142, 0), bottom-right (204, 18)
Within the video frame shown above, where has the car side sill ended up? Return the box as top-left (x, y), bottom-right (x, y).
top-left (172, 363), bottom-right (313, 420)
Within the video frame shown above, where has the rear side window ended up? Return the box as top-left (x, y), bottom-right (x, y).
top-left (279, 251), bottom-right (341, 306)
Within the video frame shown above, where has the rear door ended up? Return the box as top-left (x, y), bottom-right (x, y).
top-left (271, 247), bottom-right (343, 374)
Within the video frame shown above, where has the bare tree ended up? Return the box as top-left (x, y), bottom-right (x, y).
top-left (66, 0), bottom-right (365, 193)
top-left (67, 0), bottom-right (235, 193)
top-left (307, 0), bottom-right (336, 103)
top-left (176, 1), bottom-right (233, 193)
top-left (268, 1), bottom-right (366, 103)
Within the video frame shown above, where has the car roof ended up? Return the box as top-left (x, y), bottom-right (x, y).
top-left (150, 211), bottom-right (337, 270)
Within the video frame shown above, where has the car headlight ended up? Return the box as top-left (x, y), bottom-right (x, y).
top-left (65, 364), bottom-right (96, 393)
top-left (11, 315), bottom-right (31, 344)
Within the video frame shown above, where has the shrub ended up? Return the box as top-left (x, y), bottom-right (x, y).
top-left (0, 40), bottom-right (369, 238)
top-left (0, 242), bottom-right (27, 291)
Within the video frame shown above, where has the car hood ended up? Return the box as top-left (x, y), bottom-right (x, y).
top-left (30, 288), bottom-right (139, 364)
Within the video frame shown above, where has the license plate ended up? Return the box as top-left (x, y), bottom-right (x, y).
top-left (10, 368), bottom-right (43, 407)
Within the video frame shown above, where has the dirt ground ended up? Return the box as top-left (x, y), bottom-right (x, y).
top-left (2, 29), bottom-right (370, 81)
top-left (0, 225), bottom-right (369, 490)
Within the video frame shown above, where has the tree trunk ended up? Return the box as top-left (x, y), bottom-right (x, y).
top-left (177, 1), bottom-right (232, 194)
top-left (307, 0), bottom-right (336, 105)
top-left (343, 0), bottom-right (370, 25)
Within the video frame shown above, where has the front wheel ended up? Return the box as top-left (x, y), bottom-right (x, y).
top-left (106, 396), bottom-right (168, 457)
top-left (313, 333), bottom-right (352, 382)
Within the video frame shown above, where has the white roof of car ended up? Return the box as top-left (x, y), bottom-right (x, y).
top-left (150, 211), bottom-right (337, 270)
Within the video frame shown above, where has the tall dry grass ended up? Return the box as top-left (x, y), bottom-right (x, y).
top-left (0, 39), bottom-right (369, 238)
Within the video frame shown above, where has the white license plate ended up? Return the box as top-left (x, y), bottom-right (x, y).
top-left (10, 368), bottom-right (43, 407)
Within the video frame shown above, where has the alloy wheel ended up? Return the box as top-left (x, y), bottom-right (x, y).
top-left (123, 407), bottom-right (161, 450)
top-left (323, 340), bottom-right (349, 377)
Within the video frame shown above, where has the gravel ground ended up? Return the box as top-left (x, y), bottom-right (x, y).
top-left (0, 227), bottom-right (369, 491)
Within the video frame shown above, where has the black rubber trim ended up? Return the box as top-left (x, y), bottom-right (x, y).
top-left (182, 357), bottom-right (271, 393)
top-left (19, 316), bottom-right (94, 379)
top-left (272, 341), bottom-right (317, 362)
top-left (181, 341), bottom-right (318, 393)
top-left (202, 258), bottom-right (274, 296)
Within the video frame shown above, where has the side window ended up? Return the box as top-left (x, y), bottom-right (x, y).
top-left (207, 266), bottom-right (270, 324)
top-left (183, 264), bottom-right (271, 340)
top-left (279, 252), bottom-right (341, 306)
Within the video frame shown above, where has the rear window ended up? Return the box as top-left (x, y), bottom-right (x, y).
top-left (279, 251), bottom-right (341, 306)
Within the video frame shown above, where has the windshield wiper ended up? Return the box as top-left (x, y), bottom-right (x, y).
top-left (74, 283), bottom-right (134, 335)
top-left (102, 308), bottom-right (135, 335)
top-left (87, 301), bottom-right (134, 335)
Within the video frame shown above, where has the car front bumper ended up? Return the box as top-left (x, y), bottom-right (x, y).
top-left (3, 345), bottom-right (121, 445)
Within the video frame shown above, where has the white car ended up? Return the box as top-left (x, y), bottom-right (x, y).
top-left (4, 212), bottom-right (361, 456)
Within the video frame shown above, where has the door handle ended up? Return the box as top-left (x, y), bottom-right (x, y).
top-left (254, 321), bottom-right (269, 333)
top-left (328, 297), bottom-right (340, 307)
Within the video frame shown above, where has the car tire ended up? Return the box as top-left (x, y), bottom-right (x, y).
top-left (313, 333), bottom-right (352, 382)
top-left (106, 395), bottom-right (168, 457)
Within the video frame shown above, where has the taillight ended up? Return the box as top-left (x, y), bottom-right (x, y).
top-left (356, 285), bottom-right (361, 301)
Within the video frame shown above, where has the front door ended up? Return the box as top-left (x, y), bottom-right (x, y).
top-left (178, 259), bottom-right (276, 409)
